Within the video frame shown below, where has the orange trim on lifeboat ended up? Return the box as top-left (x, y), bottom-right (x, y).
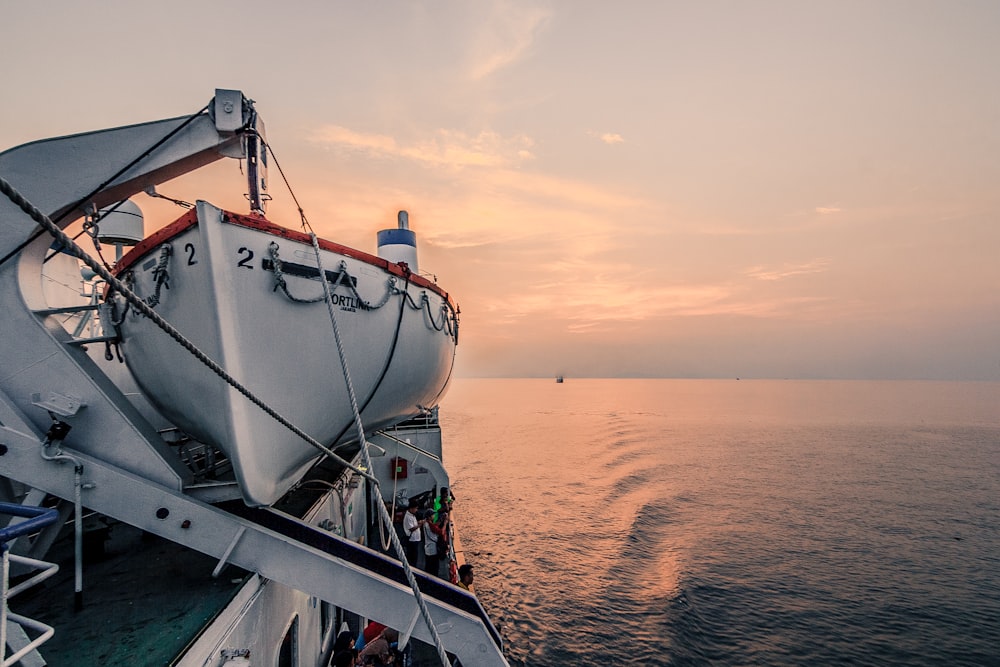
top-left (112, 208), bottom-right (455, 309)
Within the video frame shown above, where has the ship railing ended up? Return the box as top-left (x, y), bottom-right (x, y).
top-left (376, 430), bottom-right (441, 462)
top-left (0, 502), bottom-right (60, 667)
top-left (384, 412), bottom-right (440, 432)
top-left (31, 303), bottom-right (117, 346)
top-left (220, 501), bottom-right (504, 651)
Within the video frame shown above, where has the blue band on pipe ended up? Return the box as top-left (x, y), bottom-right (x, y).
top-left (377, 229), bottom-right (416, 247)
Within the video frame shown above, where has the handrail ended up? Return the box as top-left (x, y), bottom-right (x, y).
top-left (219, 500), bottom-right (503, 650)
top-left (1, 502), bottom-right (61, 667)
top-left (376, 430), bottom-right (441, 462)
top-left (0, 502), bottom-right (59, 545)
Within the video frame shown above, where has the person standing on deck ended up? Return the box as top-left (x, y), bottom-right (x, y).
top-left (422, 512), bottom-right (441, 576)
top-left (434, 509), bottom-right (450, 562)
top-left (432, 487), bottom-right (454, 521)
top-left (423, 509), bottom-right (450, 576)
top-left (458, 563), bottom-right (474, 591)
top-left (403, 499), bottom-right (423, 565)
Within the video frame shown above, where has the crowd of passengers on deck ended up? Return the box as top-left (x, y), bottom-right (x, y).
top-left (330, 487), bottom-right (476, 666)
top-left (400, 486), bottom-right (455, 580)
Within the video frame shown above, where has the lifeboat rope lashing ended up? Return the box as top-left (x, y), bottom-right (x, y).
top-left (304, 229), bottom-right (453, 667)
top-left (267, 241), bottom-right (326, 304)
top-left (261, 139), bottom-right (457, 340)
top-left (267, 241), bottom-right (397, 310)
top-left (143, 244), bottom-right (173, 308)
top-left (0, 176), bottom-right (374, 484)
top-left (401, 289), bottom-right (457, 337)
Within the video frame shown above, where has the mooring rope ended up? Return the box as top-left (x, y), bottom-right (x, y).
top-left (304, 230), bottom-right (453, 667)
top-left (264, 134), bottom-right (456, 660)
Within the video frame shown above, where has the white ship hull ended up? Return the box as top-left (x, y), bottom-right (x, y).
top-left (115, 201), bottom-right (458, 506)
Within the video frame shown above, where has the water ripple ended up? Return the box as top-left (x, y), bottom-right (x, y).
top-left (441, 380), bottom-right (1000, 666)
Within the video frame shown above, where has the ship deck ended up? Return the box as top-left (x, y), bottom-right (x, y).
top-left (12, 522), bottom-right (249, 666)
top-left (10, 447), bottom-right (484, 666)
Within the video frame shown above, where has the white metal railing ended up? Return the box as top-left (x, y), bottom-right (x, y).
top-left (0, 503), bottom-right (60, 667)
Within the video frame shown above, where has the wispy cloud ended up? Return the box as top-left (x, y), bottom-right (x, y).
top-left (422, 181), bottom-right (646, 251)
top-left (588, 130), bottom-right (625, 145)
top-left (306, 121), bottom-right (652, 257)
top-left (815, 206), bottom-right (841, 214)
top-left (311, 126), bottom-right (534, 168)
top-left (744, 259), bottom-right (831, 281)
top-left (468, 3), bottom-right (552, 80)
top-left (472, 264), bottom-right (848, 338)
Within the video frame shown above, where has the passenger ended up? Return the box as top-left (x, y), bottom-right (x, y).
top-left (332, 629), bottom-right (358, 667)
top-left (361, 621), bottom-right (386, 647)
top-left (332, 648), bottom-right (357, 667)
top-left (432, 487), bottom-right (454, 521)
top-left (435, 510), bottom-right (451, 563)
top-left (458, 563), bottom-right (474, 591)
top-left (402, 499), bottom-right (423, 565)
top-left (357, 627), bottom-right (399, 666)
top-left (423, 509), bottom-right (450, 577)
top-left (333, 630), bottom-right (356, 654)
top-left (422, 515), bottom-right (439, 576)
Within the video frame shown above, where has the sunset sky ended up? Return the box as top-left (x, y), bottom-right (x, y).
top-left (3, 1), bottom-right (999, 379)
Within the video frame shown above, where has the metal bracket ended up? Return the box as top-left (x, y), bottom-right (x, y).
top-left (398, 604), bottom-right (421, 650)
top-left (30, 393), bottom-right (84, 418)
top-left (212, 526), bottom-right (246, 578)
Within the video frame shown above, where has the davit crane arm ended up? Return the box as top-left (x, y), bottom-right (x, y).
top-left (0, 89), bottom-right (263, 486)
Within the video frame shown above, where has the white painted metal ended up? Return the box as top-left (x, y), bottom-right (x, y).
top-left (1, 527), bottom-right (59, 667)
top-left (115, 201), bottom-right (457, 505)
top-left (377, 210), bottom-right (420, 272)
top-left (0, 421), bottom-right (507, 666)
top-left (94, 200), bottom-right (144, 245)
top-left (0, 92), bottom-right (253, 489)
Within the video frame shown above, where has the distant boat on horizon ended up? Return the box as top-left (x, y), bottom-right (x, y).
top-left (556, 375), bottom-right (564, 383)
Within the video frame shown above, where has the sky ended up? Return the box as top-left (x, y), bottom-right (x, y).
top-left (3, 1), bottom-right (999, 380)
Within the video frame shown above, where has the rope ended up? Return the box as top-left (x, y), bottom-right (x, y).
top-left (261, 138), bottom-right (309, 229)
top-left (0, 176), bottom-right (375, 487)
top-left (402, 289), bottom-right (457, 336)
top-left (324, 271), bottom-right (411, 448)
top-left (43, 198), bottom-right (126, 265)
top-left (143, 244), bottom-right (172, 307)
top-left (379, 466), bottom-right (400, 553)
top-left (262, 135), bottom-right (457, 338)
top-left (268, 241), bottom-right (326, 303)
top-left (269, 240), bottom-right (400, 312)
top-left (143, 186), bottom-right (193, 209)
top-left (305, 230), bottom-right (452, 667)
top-left (265, 133), bottom-right (454, 661)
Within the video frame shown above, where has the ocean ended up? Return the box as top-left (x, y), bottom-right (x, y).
top-left (438, 379), bottom-right (1000, 666)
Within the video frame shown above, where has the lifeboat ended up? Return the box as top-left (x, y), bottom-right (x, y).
top-left (113, 200), bottom-right (458, 506)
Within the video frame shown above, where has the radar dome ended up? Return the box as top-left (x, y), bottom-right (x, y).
top-left (96, 200), bottom-right (144, 246)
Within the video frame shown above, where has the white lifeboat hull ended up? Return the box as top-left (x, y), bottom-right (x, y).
top-left (114, 201), bottom-right (458, 506)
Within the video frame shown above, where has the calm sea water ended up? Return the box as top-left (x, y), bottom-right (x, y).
top-left (438, 379), bottom-right (1000, 666)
